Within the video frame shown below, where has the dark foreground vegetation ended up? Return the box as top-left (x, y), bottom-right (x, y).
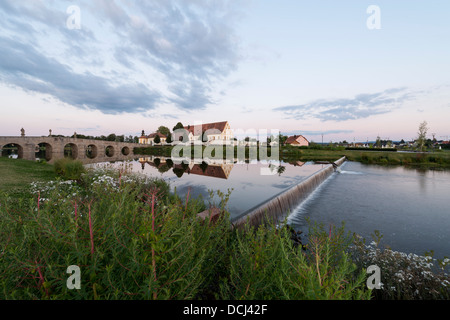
top-left (0, 158), bottom-right (448, 300)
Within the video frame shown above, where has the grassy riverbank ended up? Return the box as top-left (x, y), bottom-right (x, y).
top-left (0, 157), bottom-right (449, 300)
top-left (0, 157), bottom-right (57, 197)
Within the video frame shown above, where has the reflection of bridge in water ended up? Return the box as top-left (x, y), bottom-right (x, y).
top-left (0, 135), bottom-right (144, 164)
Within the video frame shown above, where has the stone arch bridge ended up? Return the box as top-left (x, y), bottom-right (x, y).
top-left (0, 136), bottom-right (143, 164)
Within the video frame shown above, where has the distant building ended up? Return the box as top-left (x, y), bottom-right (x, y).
top-left (285, 135), bottom-right (309, 147)
top-left (139, 132), bottom-right (167, 145)
top-left (173, 121), bottom-right (233, 145)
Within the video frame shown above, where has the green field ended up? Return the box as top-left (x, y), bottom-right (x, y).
top-left (0, 157), bottom-right (57, 197)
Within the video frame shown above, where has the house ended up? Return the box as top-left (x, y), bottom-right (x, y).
top-left (285, 135), bottom-right (309, 147)
top-left (173, 121), bottom-right (233, 145)
top-left (139, 131), bottom-right (167, 145)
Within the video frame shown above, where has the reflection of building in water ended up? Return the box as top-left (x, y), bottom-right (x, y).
top-left (184, 163), bottom-right (233, 179)
top-left (139, 156), bottom-right (233, 179)
top-left (287, 160), bottom-right (305, 167)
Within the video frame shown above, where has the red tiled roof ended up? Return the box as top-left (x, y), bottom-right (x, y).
top-left (147, 132), bottom-right (166, 138)
top-left (184, 121), bottom-right (228, 135)
top-left (285, 135), bottom-right (308, 144)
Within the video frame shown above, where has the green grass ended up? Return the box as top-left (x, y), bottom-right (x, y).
top-left (0, 157), bottom-right (57, 197)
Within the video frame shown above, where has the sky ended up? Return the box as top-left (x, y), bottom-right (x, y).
top-left (1, 0), bottom-right (450, 143)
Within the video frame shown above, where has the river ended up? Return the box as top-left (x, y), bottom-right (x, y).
top-left (287, 161), bottom-right (450, 259)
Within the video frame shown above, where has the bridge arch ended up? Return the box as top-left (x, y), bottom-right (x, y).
top-left (64, 143), bottom-right (78, 159)
top-left (121, 146), bottom-right (130, 156)
top-left (106, 145), bottom-right (115, 157)
top-left (1, 142), bottom-right (24, 159)
top-left (86, 144), bottom-right (98, 159)
top-left (35, 142), bottom-right (53, 161)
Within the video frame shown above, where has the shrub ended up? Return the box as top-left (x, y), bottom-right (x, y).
top-left (361, 154), bottom-right (370, 163)
top-left (351, 231), bottom-right (450, 300)
top-left (219, 221), bottom-right (371, 300)
top-left (0, 170), bottom-right (228, 300)
top-left (54, 158), bottom-right (85, 180)
top-left (387, 157), bottom-right (401, 165)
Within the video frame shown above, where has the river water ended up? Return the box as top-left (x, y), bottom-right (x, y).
top-left (88, 157), bottom-right (327, 219)
top-left (287, 161), bottom-right (450, 259)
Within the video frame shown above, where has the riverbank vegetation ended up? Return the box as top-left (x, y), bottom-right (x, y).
top-left (0, 158), bottom-right (448, 299)
top-left (134, 145), bottom-right (450, 169)
top-left (0, 157), bottom-right (57, 198)
top-left (0, 163), bottom-right (370, 300)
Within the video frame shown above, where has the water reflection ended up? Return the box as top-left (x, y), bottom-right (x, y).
top-left (138, 156), bottom-right (234, 179)
top-left (89, 156), bottom-right (324, 218)
top-left (137, 156), bottom-right (290, 180)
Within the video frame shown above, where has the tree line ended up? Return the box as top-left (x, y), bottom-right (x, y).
top-left (68, 133), bottom-right (139, 143)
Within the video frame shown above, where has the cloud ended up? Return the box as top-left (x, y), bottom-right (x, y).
top-left (0, 36), bottom-right (161, 114)
top-left (0, 0), bottom-right (243, 113)
top-left (274, 87), bottom-right (413, 122)
top-left (92, 0), bottom-right (242, 110)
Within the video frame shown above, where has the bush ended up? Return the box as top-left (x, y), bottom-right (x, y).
top-left (54, 158), bottom-right (85, 180)
top-left (351, 231), bottom-right (450, 300)
top-left (0, 169), bottom-right (228, 300)
top-left (387, 156), bottom-right (401, 165)
top-left (219, 222), bottom-right (371, 300)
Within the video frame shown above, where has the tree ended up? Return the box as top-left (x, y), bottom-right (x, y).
top-left (417, 121), bottom-right (428, 152)
top-left (117, 135), bottom-right (124, 142)
top-left (154, 134), bottom-right (161, 145)
top-left (375, 136), bottom-right (381, 148)
top-left (157, 126), bottom-right (170, 137)
top-left (166, 132), bottom-right (173, 144)
top-left (278, 133), bottom-right (288, 146)
top-left (106, 133), bottom-right (116, 141)
top-left (173, 122), bottom-right (184, 131)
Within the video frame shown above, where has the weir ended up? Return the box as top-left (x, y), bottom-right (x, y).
top-left (231, 156), bottom-right (346, 229)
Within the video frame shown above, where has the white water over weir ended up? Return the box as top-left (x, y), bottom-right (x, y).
top-left (231, 156), bottom-right (346, 229)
